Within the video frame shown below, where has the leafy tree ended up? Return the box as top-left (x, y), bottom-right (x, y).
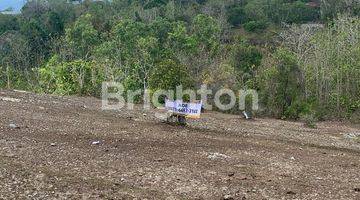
top-left (0, 31), bottom-right (31, 89)
top-left (167, 21), bottom-right (197, 54)
top-left (134, 36), bottom-right (159, 90)
top-left (20, 18), bottom-right (49, 67)
top-left (84, 0), bottom-right (113, 33)
top-left (45, 11), bottom-right (65, 37)
top-left (244, 0), bottom-right (267, 22)
top-left (39, 55), bottom-right (104, 95)
top-left (287, 1), bottom-right (319, 23)
top-left (320, 0), bottom-right (360, 21)
top-left (243, 20), bottom-right (268, 32)
top-left (0, 14), bottom-right (19, 35)
top-left (21, 0), bottom-right (50, 20)
top-left (192, 14), bottom-right (220, 52)
top-left (64, 14), bottom-right (100, 60)
top-left (149, 59), bottom-right (193, 91)
top-left (232, 40), bottom-right (263, 78)
top-left (227, 4), bottom-right (247, 26)
top-left (259, 48), bottom-right (305, 119)
top-left (144, 0), bottom-right (170, 9)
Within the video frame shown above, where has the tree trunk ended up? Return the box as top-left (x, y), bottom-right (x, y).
top-left (6, 65), bottom-right (10, 89)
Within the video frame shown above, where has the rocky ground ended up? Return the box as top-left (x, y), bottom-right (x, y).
top-left (0, 90), bottom-right (359, 199)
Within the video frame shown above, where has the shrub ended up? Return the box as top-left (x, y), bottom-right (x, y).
top-left (243, 20), bottom-right (268, 32)
top-left (149, 59), bottom-right (193, 91)
top-left (227, 5), bottom-right (247, 26)
top-left (300, 113), bottom-right (318, 129)
top-left (39, 56), bottom-right (104, 96)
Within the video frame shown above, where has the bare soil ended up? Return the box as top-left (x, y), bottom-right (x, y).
top-left (0, 90), bottom-right (359, 200)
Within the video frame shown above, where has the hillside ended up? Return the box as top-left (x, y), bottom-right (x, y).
top-left (0, 0), bottom-right (359, 122)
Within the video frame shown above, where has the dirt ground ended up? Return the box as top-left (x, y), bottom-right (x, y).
top-left (0, 90), bottom-right (359, 200)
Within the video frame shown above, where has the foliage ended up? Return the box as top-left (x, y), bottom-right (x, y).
top-left (64, 14), bottom-right (100, 60)
top-left (227, 5), bottom-right (247, 26)
top-left (149, 59), bottom-right (193, 91)
top-left (192, 14), bottom-right (221, 52)
top-left (243, 20), bottom-right (268, 33)
top-left (320, 0), bottom-right (360, 21)
top-left (0, 0), bottom-right (359, 122)
top-left (231, 40), bottom-right (263, 85)
top-left (39, 56), bottom-right (104, 96)
top-left (301, 15), bottom-right (360, 119)
top-left (300, 113), bottom-right (318, 128)
top-left (258, 48), bottom-right (306, 119)
top-left (0, 14), bottom-right (19, 35)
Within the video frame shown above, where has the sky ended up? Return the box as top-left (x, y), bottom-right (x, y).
top-left (0, 0), bottom-right (26, 13)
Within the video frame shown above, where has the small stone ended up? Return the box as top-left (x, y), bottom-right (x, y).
top-left (50, 143), bottom-right (56, 147)
top-left (1, 97), bottom-right (21, 103)
top-left (92, 141), bottom-right (100, 145)
top-left (223, 194), bottom-right (233, 200)
top-left (290, 156), bottom-right (295, 160)
top-left (228, 172), bottom-right (235, 177)
top-left (238, 175), bottom-right (248, 180)
top-left (286, 191), bottom-right (296, 195)
top-left (4, 153), bottom-right (16, 158)
top-left (207, 152), bottom-right (231, 160)
top-left (154, 158), bottom-right (164, 162)
top-left (344, 132), bottom-right (360, 139)
top-left (9, 123), bottom-right (20, 129)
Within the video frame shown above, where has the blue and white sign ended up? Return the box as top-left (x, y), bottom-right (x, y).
top-left (165, 99), bottom-right (202, 119)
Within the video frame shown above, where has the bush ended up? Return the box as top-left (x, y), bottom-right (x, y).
top-left (300, 113), bottom-right (318, 128)
top-left (283, 99), bottom-right (316, 120)
top-left (0, 66), bottom-right (6, 88)
top-left (232, 41), bottom-right (263, 75)
top-left (258, 48), bottom-right (305, 119)
top-left (227, 5), bottom-right (247, 26)
top-left (243, 20), bottom-right (268, 32)
top-left (149, 59), bottom-right (193, 91)
top-left (287, 1), bottom-right (319, 23)
top-left (350, 110), bottom-right (360, 124)
top-left (39, 56), bottom-right (104, 96)
top-left (0, 65), bottom-right (32, 90)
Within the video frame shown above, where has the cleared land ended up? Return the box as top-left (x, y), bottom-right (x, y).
top-left (0, 90), bottom-right (359, 199)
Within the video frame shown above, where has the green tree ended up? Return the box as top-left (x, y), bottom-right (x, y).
top-left (149, 59), bottom-right (193, 91)
top-left (64, 14), bottom-right (100, 60)
top-left (0, 31), bottom-right (31, 89)
top-left (320, 0), bottom-right (360, 21)
top-left (231, 40), bottom-right (263, 83)
top-left (39, 55), bottom-right (104, 95)
top-left (0, 14), bottom-right (19, 35)
top-left (192, 14), bottom-right (221, 52)
top-left (259, 48), bottom-right (305, 119)
top-left (227, 4), bottom-right (247, 26)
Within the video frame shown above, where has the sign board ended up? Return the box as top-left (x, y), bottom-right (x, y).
top-left (165, 99), bottom-right (202, 119)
